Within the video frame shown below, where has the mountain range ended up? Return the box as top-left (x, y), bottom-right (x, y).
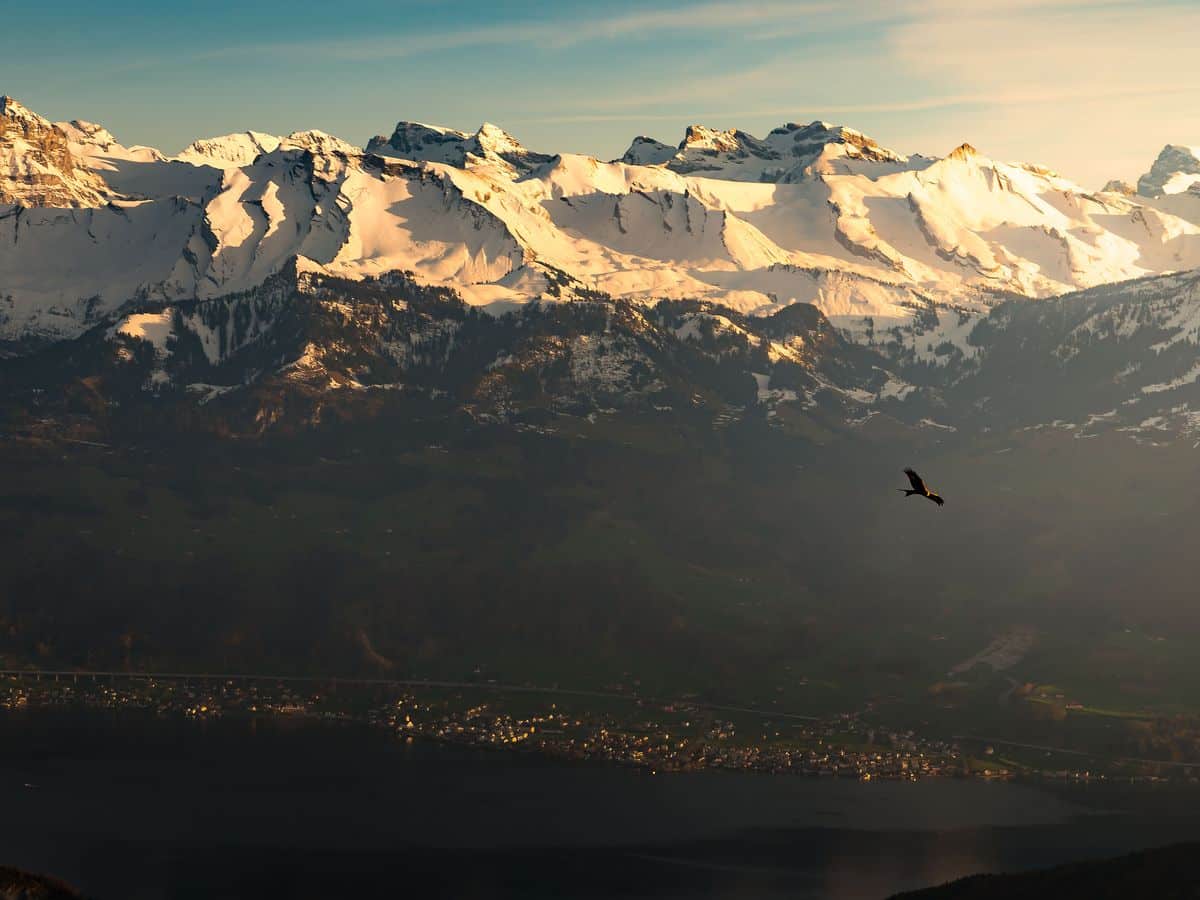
top-left (4, 94), bottom-right (1200, 444)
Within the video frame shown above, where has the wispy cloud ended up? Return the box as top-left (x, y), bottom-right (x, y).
top-left (155, 0), bottom-right (863, 64)
top-left (524, 82), bottom-right (1200, 124)
top-left (70, 0), bottom-right (1151, 78)
top-left (238, 0), bottom-right (1160, 61)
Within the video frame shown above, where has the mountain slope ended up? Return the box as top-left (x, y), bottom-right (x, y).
top-left (1, 261), bottom-right (895, 442)
top-left (0, 96), bottom-right (111, 207)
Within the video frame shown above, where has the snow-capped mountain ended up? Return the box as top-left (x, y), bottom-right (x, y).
top-left (0, 96), bottom-right (111, 206)
top-left (4, 94), bottom-right (1200, 442)
top-left (366, 120), bottom-right (557, 177)
top-left (619, 136), bottom-right (676, 167)
top-left (177, 131), bottom-right (281, 168)
top-left (624, 120), bottom-right (914, 182)
top-left (1137, 144), bottom-right (1200, 198)
top-left (3, 93), bottom-right (1199, 358)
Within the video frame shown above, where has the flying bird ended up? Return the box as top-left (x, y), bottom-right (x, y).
top-left (899, 467), bottom-right (944, 507)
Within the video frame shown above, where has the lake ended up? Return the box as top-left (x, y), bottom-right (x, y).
top-left (1, 709), bottom-right (1198, 899)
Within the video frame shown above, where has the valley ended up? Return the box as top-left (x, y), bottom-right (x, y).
top-left (5, 83), bottom-right (1200, 844)
top-left (3, 412), bottom-right (1200, 780)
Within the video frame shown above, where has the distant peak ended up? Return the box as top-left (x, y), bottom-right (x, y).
top-left (386, 121), bottom-right (467, 140)
top-left (770, 121), bottom-right (836, 136)
top-left (679, 124), bottom-right (741, 152)
top-left (62, 119), bottom-right (119, 147)
top-left (1137, 143), bottom-right (1200, 197)
top-left (472, 122), bottom-right (526, 154)
top-left (618, 135), bottom-right (675, 166)
top-left (68, 119), bottom-right (107, 135)
top-left (0, 96), bottom-right (111, 207)
top-left (366, 120), bottom-right (471, 166)
top-left (280, 130), bottom-right (359, 156)
top-left (1162, 143), bottom-right (1200, 157)
top-left (177, 131), bottom-right (282, 167)
top-left (0, 95), bottom-right (46, 125)
top-left (946, 143), bottom-right (979, 161)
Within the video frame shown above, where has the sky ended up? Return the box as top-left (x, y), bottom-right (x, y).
top-left (2, 0), bottom-right (1198, 188)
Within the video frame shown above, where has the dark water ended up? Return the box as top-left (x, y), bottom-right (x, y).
top-left (1, 710), bottom-right (1199, 899)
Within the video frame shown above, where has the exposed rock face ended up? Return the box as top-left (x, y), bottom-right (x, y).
top-left (619, 120), bottom-right (911, 181)
top-left (366, 121), bottom-right (470, 165)
top-left (367, 120), bottom-right (554, 174)
top-left (0, 96), bottom-right (110, 207)
top-left (772, 121), bottom-right (906, 166)
top-left (946, 143), bottom-right (979, 162)
top-left (1137, 144), bottom-right (1200, 197)
top-left (1102, 179), bottom-right (1136, 196)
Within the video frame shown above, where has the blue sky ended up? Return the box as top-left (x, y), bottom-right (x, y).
top-left (3, 0), bottom-right (1198, 187)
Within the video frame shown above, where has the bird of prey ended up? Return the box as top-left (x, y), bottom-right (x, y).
top-left (899, 468), bottom-right (944, 506)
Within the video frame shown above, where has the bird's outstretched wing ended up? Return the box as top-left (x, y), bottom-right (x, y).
top-left (904, 468), bottom-right (926, 493)
top-left (928, 492), bottom-right (945, 507)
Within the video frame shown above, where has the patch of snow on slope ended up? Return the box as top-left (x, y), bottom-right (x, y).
top-left (1142, 362), bottom-right (1200, 394)
top-left (114, 311), bottom-right (174, 353)
top-left (878, 376), bottom-right (916, 401)
top-left (177, 132), bottom-right (281, 168)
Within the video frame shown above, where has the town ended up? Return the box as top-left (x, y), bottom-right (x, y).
top-left (0, 670), bottom-right (1175, 785)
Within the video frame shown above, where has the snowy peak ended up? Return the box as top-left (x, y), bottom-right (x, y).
top-left (1137, 144), bottom-right (1200, 197)
top-left (945, 142), bottom-right (980, 162)
top-left (766, 121), bottom-right (909, 178)
top-left (0, 95), bottom-right (111, 206)
top-left (667, 124), bottom-right (780, 177)
top-left (647, 120), bottom-right (909, 182)
top-left (365, 121), bottom-right (470, 165)
top-left (177, 131), bottom-right (282, 168)
top-left (58, 119), bottom-right (166, 169)
top-left (772, 121), bottom-right (903, 160)
top-left (177, 123), bottom-right (385, 188)
top-left (618, 136), bottom-right (675, 166)
top-left (278, 129), bottom-right (360, 157)
top-left (367, 119), bottom-right (552, 174)
top-left (59, 119), bottom-right (121, 153)
top-left (0, 95), bottom-right (42, 128)
top-left (1102, 179), bottom-right (1137, 196)
top-left (679, 124), bottom-right (749, 154)
top-left (470, 122), bottom-right (524, 157)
